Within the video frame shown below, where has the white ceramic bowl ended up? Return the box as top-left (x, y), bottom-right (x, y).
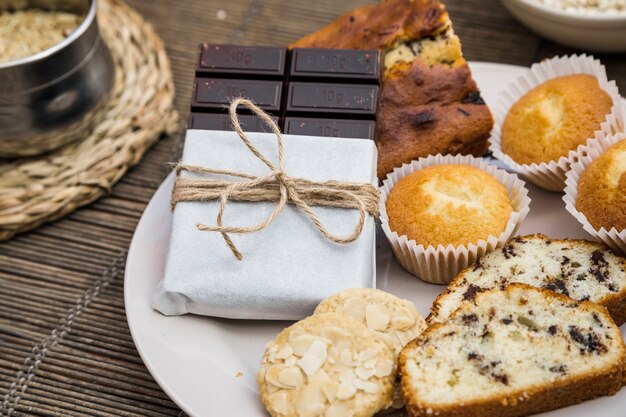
top-left (501, 0), bottom-right (626, 53)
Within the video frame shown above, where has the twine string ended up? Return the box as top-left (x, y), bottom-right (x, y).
top-left (171, 98), bottom-right (379, 260)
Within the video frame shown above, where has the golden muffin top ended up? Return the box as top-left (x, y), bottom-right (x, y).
top-left (576, 139), bottom-right (626, 232)
top-left (386, 164), bottom-right (513, 248)
top-left (501, 74), bottom-right (613, 165)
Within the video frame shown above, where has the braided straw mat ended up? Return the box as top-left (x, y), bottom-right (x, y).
top-left (0, 0), bottom-right (179, 241)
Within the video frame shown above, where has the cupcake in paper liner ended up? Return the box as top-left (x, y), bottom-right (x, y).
top-left (564, 132), bottom-right (626, 255)
top-left (379, 154), bottom-right (531, 284)
top-left (490, 54), bottom-right (623, 192)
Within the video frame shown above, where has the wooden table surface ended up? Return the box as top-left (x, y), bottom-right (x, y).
top-left (1, 0), bottom-right (624, 416)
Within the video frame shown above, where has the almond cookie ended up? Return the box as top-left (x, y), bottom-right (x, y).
top-left (314, 288), bottom-right (426, 357)
top-left (258, 312), bottom-right (396, 417)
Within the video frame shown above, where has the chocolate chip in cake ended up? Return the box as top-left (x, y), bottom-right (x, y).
top-left (544, 279), bottom-right (569, 296)
top-left (549, 365), bottom-right (567, 374)
top-left (463, 284), bottom-right (483, 302)
top-left (461, 313), bottom-right (478, 324)
top-left (502, 245), bottom-right (516, 259)
top-left (568, 325), bottom-right (607, 355)
top-left (461, 91), bottom-right (485, 105)
top-left (412, 111), bottom-right (435, 128)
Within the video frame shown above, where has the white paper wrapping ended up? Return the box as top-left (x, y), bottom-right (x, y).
top-left (152, 130), bottom-right (378, 320)
top-left (563, 131), bottom-right (626, 255)
top-left (490, 54), bottom-right (623, 192)
top-left (379, 154), bottom-right (531, 284)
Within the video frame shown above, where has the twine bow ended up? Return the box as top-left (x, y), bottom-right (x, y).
top-left (171, 98), bottom-right (379, 260)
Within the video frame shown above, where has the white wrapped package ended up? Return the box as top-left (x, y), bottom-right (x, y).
top-left (152, 129), bottom-right (377, 320)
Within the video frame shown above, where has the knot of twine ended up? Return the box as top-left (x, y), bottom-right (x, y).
top-left (171, 98), bottom-right (379, 260)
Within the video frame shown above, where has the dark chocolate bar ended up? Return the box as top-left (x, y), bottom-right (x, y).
top-left (290, 48), bottom-right (379, 82)
top-left (188, 113), bottom-right (278, 133)
top-left (190, 45), bottom-right (382, 140)
top-left (284, 117), bottom-right (376, 140)
top-left (287, 82), bottom-right (378, 116)
top-left (197, 44), bottom-right (286, 78)
top-left (193, 78), bottom-right (282, 112)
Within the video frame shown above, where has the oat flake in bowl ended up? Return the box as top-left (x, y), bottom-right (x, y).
top-left (502, 0), bottom-right (626, 52)
top-left (534, 0), bottom-right (626, 13)
top-left (0, 9), bottom-right (83, 64)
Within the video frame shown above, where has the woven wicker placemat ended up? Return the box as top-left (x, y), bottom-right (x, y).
top-left (0, 0), bottom-right (179, 241)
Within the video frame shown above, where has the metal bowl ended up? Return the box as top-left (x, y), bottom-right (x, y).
top-left (0, 0), bottom-right (114, 158)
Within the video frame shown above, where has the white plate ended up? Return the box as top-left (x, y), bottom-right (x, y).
top-left (125, 62), bottom-right (626, 417)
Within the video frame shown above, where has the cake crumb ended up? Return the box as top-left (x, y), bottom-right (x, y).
top-left (216, 10), bottom-right (227, 20)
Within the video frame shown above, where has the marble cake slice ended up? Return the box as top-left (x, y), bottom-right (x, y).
top-left (427, 234), bottom-right (626, 326)
top-left (400, 284), bottom-right (626, 417)
top-left (290, 0), bottom-right (494, 179)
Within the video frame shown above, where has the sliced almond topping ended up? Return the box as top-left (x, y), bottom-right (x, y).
top-left (394, 328), bottom-right (415, 347)
top-left (327, 347), bottom-right (339, 365)
top-left (374, 360), bottom-right (394, 378)
top-left (336, 340), bottom-right (351, 354)
top-left (366, 304), bottom-right (390, 331)
top-left (325, 401), bottom-right (353, 417)
top-left (371, 330), bottom-right (396, 350)
top-left (355, 366), bottom-right (376, 380)
top-left (321, 380), bottom-right (339, 403)
top-left (311, 369), bottom-right (330, 384)
top-left (290, 335), bottom-right (330, 357)
top-left (342, 296), bottom-right (368, 322)
top-left (285, 356), bottom-right (297, 367)
top-left (357, 347), bottom-right (380, 362)
top-left (339, 369), bottom-right (356, 384)
top-left (297, 340), bottom-right (328, 376)
top-left (340, 349), bottom-right (353, 366)
top-left (298, 355), bottom-right (324, 377)
top-left (267, 351), bottom-right (279, 364)
top-left (321, 326), bottom-right (349, 341)
top-left (276, 345), bottom-right (294, 360)
top-left (363, 381), bottom-right (380, 394)
top-left (296, 382), bottom-right (326, 417)
top-left (336, 382), bottom-right (357, 400)
top-left (353, 378), bottom-right (368, 390)
top-left (296, 402), bottom-right (325, 417)
top-left (267, 364), bottom-right (291, 389)
top-left (270, 391), bottom-right (290, 415)
top-left (354, 378), bottom-right (379, 394)
top-left (278, 367), bottom-right (304, 389)
top-left (363, 358), bottom-right (377, 369)
top-left (391, 307), bottom-right (416, 330)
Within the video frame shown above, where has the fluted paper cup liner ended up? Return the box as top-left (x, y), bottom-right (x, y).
top-left (490, 54), bottom-right (624, 192)
top-left (379, 154), bottom-right (531, 284)
top-left (563, 132), bottom-right (626, 255)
